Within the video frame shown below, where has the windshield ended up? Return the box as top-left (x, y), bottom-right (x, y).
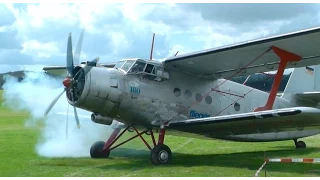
top-left (114, 61), bottom-right (125, 69)
top-left (121, 60), bottom-right (135, 72)
top-left (128, 61), bottom-right (146, 73)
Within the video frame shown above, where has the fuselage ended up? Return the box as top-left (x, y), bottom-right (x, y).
top-left (68, 59), bottom-right (320, 142)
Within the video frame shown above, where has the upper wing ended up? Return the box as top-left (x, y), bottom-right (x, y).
top-left (43, 63), bottom-right (116, 77)
top-left (168, 107), bottom-right (320, 138)
top-left (164, 27), bottom-right (320, 79)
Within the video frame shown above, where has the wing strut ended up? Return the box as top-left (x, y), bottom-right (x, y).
top-left (254, 46), bottom-right (302, 112)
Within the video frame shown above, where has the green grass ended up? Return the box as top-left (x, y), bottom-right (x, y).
top-left (1, 89), bottom-right (320, 176)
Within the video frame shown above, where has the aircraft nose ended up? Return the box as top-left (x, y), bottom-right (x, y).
top-left (73, 67), bottom-right (122, 116)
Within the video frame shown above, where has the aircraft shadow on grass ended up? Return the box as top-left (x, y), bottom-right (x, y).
top-left (37, 146), bottom-right (320, 175)
top-left (99, 147), bottom-right (320, 175)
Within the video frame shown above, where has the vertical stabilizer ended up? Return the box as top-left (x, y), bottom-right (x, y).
top-left (282, 65), bottom-right (318, 104)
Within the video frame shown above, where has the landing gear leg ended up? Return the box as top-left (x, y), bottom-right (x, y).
top-left (89, 125), bottom-right (173, 165)
top-left (293, 139), bottom-right (306, 149)
top-left (150, 126), bottom-right (172, 165)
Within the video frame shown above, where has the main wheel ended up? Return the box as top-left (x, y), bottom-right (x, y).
top-left (150, 144), bottom-right (172, 165)
top-left (128, 127), bottom-right (135, 132)
top-left (90, 141), bottom-right (110, 158)
top-left (296, 141), bottom-right (306, 149)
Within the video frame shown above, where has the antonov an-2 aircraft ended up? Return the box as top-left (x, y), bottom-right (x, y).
top-left (44, 27), bottom-right (320, 165)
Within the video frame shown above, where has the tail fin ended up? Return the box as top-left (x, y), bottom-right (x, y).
top-left (282, 65), bottom-right (320, 105)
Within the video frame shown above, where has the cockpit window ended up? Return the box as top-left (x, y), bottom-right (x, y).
top-left (128, 61), bottom-right (146, 73)
top-left (121, 60), bottom-right (135, 72)
top-left (145, 64), bottom-right (155, 74)
top-left (114, 61), bottom-right (125, 69)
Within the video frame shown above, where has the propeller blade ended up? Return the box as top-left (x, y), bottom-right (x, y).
top-left (83, 57), bottom-right (100, 77)
top-left (66, 33), bottom-right (74, 76)
top-left (74, 57), bottom-right (100, 79)
top-left (70, 90), bottom-right (80, 129)
top-left (92, 56), bottom-right (100, 63)
top-left (44, 89), bottom-right (66, 116)
top-left (66, 103), bottom-right (69, 139)
top-left (74, 30), bottom-right (84, 66)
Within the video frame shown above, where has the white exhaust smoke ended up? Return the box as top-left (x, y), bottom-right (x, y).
top-left (2, 72), bottom-right (113, 157)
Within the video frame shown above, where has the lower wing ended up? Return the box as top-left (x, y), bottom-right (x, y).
top-left (168, 107), bottom-right (320, 141)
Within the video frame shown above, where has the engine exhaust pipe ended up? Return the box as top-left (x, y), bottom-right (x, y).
top-left (91, 113), bottom-right (113, 125)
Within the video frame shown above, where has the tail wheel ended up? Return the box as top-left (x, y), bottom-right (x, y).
top-left (296, 141), bottom-right (306, 149)
top-left (150, 144), bottom-right (172, 165)
top-left (90, 141), bottom-right (110, 158)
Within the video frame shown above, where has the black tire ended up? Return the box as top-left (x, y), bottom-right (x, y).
top-left (128, 127), bottom-right (134, 132)
top-left (296, 141), bottom-right (306, 149)
top-left (90, 141), bottom-right (110, 158)
top-left (150, 144), bottom-right (172, 165)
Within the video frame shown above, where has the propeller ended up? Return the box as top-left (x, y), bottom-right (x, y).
top-left (44, 30), bottom-right (99, 129)
top-left (66, 103), bottom-right (69, 139)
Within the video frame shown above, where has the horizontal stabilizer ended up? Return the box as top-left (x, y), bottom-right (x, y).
top-left (295, 92), bottom-right (320, 103)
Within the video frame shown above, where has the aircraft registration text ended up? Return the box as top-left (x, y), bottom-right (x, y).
top-left (190, 110), bottom-right (210, 118)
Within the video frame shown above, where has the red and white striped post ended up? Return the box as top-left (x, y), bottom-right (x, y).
top-left (255, 157), bottom-right (320, 177)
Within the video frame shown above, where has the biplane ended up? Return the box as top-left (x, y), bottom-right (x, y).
top-left (44, 27), bottom-right (320, 165)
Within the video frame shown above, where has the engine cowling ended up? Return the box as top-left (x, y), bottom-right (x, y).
top-left (67, 66), bottom-right (123, 117)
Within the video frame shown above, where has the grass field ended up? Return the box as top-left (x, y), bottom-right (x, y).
top-left (1, 90), bottom-right (320, 177)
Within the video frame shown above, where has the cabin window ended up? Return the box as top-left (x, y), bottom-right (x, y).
top-left (234, 102), bottom-right (240, 111)
top-left (195, 93), bottom-right (202, 102)
top-left (205, 95), bottom-right (212, 105)
top-left (174, 88), bottom-right (181, 97)
top-left (184, 90), bottom-right (192, 99)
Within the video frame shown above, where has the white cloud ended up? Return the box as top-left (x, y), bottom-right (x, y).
top-left (1, 3), bottom-right (320, 73)
top-left (19, 4), bottom-right (78, 28)
top-left (110, 32), bottom-right (130, 54)
top-left (0, 25), bottom-right (11, 32)
top-left (168, 44), bottom-right (193, 57)
top-left (21, 40), bottom-right (60, 59)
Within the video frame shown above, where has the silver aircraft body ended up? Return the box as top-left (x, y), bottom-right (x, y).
top-left (44, 27), bottom-right (320, 164)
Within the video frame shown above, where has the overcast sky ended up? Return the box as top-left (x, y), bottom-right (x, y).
top-left (1, 3), bottom-right (320, 73)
